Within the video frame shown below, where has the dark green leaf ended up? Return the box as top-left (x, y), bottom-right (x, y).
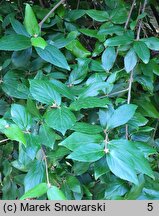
top-left (44, 107), bottom-right (76, 135)
top-left (86, 10), bottom-right (109, 22)
top-left (133, 41), bottom-right (150, 64)
top-left (36, 45), bottom-right (70, 70)
top-left (0, 35), bottom-right (31, 51)
top-left (70, 97), bottom-right (109, 111)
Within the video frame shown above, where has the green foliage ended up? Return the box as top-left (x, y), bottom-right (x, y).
top-left (0, 0), bottom-right (159, 200)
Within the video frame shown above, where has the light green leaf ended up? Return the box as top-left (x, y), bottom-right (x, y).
top-left (67, 144), bottom-right (105, 162)
top-left (47, 186), bottom-right (66, 200)
top-left (141, 37), bottom-right (159, 51)
top-left (60, 132), bottom-right (103, 151)
top-left (20, 183), bottom-right (48, 200)
top-left (24, 4), bottom-right (40, 36)
top-left (36, 45), bottom-right (70, 70)
top-left (0, 35), bottom-right (31, 51)
top-left (102, 47), bottom-right (116, 71)
top-left (29, 79), bottom-right (61, 105)
top-left (4, 124), bottom-right (26, 145)
top-left (66, 40), bottom-right (91, 58)
top-left (86, 10), bottom-right (109, 22)
top-left (106, 104), bottom-right (137, 130)
top-left (69, 97), bottom-right (109, 111)
top-left (11, 104), bottom-right (32, 130)
top-left (31, 37), bottom-right (47, 49)
top-left (44, 107), bottom-right (76, 135)
top-left (133, 41), bottom-right (150, 64)
top-left (124, 48), bottom-right (137, 72)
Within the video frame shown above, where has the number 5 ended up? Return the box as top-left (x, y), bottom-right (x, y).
top-left (147, 203), bottom-right (153, 211)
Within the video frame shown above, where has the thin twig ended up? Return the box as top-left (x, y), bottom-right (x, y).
top-left (108, 88), bottom-right (129, 97)
top-left (136, 0), bottom-right (147, 40)
top-left (126, 0), bottom-right (148, 139)
top-left (42, 147), bottom-right (51, 187)
top-left (39, 0), bottom-right (44, 8)
top-left (152, 119), bottom-right (159, 139)
top-left (77, 0), bottom-right (80, 9)
top-left (124, 0), bottom-right (136, 30)
top-left (0, 138), bottom-right (9, 144)
top-left (39, 0), bottom-right (65, 29)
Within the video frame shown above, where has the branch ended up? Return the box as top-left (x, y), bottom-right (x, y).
top-left (39, 0), bottom-right (65, 29)
top-left (124, 0), bottom-right (136, 30)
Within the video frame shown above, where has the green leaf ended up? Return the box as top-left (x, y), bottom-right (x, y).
top-left (67, 144), bottom-right (105, 162)
top-left (24, 4), bottom-right (40, 36)
top-left (141, 37), bottom-right (159, 51)
top-left (11, 104), bottom-right (32, 130)
top-left (106, 104), bottom-right (137, 130)
top-left (0, 35), bottom-right (31, 51)
top-left (60, 132), bottom-right (103, 151)
top-left (36, 45), bottom-right (70, 70)
top-left (106, 140), bottom-right (154, 184)
top-left (79, 82), bottom-right (110, 98)
top-left (10, 18), bottom-right (30, 37)
top-left (50, 79), bottom-right (75, 100)
top-left (47, 186), bottom-right (66, 200)
top-left (29, 79), bottom-right (61, 105)
top-left (67, 176), bottom-right (81, 193)
top-left (24, 160), bottom-right (45, 192)
top-left (20, 183), bottom-right (48, 200)
top-left (86, 10), bottom-right (109, 22)
top-left (135, 98), bottom-right (159, 118)
top-left (102, 47), bottom-right (116, 71)
top-left (31, 37), bottom-right (47, 49)
top-left (98, 26), bottom-right (124, 36)
top-left (66, 40), bottom-right (91, 58)
top-left (2, 71), bottom-right (29, 99)
top-left (39, 124), bottom-right (56, 149)
top-left (44, 107), bottom-right (76, 135)
top-left (104, 35), bottom-right (133, 46)
top-left (65, 10), bottom-right (85, 21)
top-left (124, 48), bottom-right (137, 72)
top-left (69, 97), bottom-right (109, 111)
top-left (71, 122), bottom-right (103, 134)
top-left (94, 156), bottom-right (110, 179)
top-left (133, 41), bottom-right (150, 64)
top-left (4, 124), bottom-right (26, 145)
